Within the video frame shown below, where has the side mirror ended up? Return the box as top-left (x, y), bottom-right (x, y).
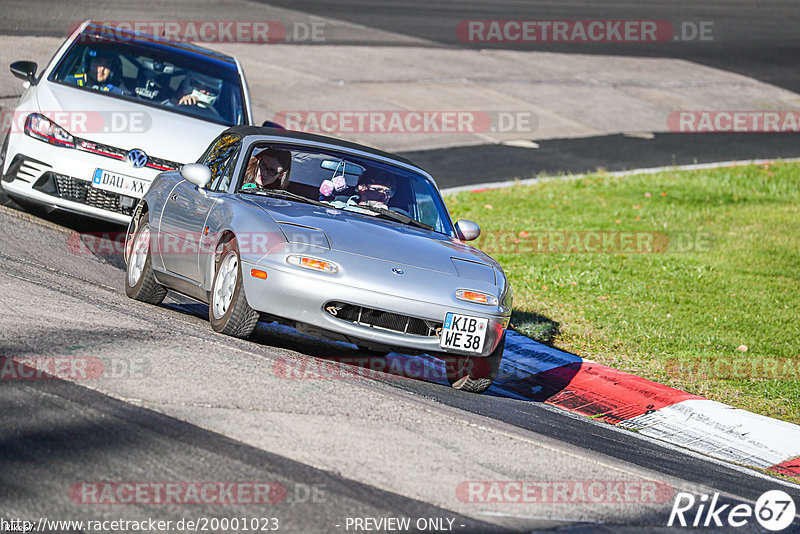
top-left (181, 163), bottom-right (212, 189)
top-left (10, 61), bottom-right (37, 84)
top-left (455, 220), bottom-right (481, 241)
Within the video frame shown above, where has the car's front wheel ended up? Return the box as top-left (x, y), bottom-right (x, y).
top-left (125, 220), bottom-right (167, 304)
top-left (0, 134), bottom-right (8, 187)
top-left (209, 239), bottom-right (259, 338)
top-left (443, 333), bottom-right (505, 393)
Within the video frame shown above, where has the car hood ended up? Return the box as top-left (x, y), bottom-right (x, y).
top-left (247, 197), bottom-right (494, 277)
top-left (35, 81), bottom-right (227, 163)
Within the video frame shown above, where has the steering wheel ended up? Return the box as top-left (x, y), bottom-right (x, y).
top-left (180, 102), bottom-right (224, 121)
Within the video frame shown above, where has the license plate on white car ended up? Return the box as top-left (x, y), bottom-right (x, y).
top-left (91, 169), bottom-right (147, 198)
top-left (439, 312), bottom-right (487, 353)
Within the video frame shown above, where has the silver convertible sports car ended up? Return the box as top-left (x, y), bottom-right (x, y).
top-left (124, 127), bottom-right (513, 392)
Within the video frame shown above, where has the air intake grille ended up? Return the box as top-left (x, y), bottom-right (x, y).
top-left (325, 302), bottom-right (441, 337)
top-left (51, 173), bottom-right (135, 216)
top-left (54, 173), bottom-right (88, 202)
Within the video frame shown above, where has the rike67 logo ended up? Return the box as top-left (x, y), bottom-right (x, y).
top-left (668, 490), bottom-right (796, 531)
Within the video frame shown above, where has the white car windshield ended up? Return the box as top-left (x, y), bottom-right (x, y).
top-left (49, 38), bottom-right (246, 126)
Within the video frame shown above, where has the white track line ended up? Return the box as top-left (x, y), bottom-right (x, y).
top-left (620, 400), bottom-right (800, 469)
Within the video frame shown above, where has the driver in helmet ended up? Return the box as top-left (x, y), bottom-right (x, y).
top-left (177, 72), bottom-right (223, 108)
top-left (67, 49), bottom-right (130, 96)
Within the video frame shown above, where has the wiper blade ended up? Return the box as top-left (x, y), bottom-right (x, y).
top-left (350, 204), bottom-right (434, 231)
top-left (239, 188), bottom-right (330, 208)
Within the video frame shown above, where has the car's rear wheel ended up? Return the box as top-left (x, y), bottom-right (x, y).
top-left (209, 239), bottom-right (259, 338)
top-left (443, 333), bottom-right (505, 393)
top-left (125, 221), bottom-right (167, 304)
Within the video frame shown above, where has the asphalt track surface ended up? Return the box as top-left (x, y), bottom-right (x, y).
top-left (2, 191), bottom-right (799, 532)
top-left (2, 0), bottom-right (800, 183)
top-left (258, 1), bottom-right (800, 182)
top-left (6, 0), bottom-right (799, 89)
top-left (406, 132), bottom-right (800, 189)
top-left (2, 2), bottom-right (800, 532)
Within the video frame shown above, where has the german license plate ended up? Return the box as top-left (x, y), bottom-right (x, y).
top-left (91, 169), bottom-right (147, 198)
top-left (439, 312), bottom-right (487, 353)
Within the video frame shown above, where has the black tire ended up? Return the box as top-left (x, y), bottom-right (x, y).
top-left (0, 134), bottom-right (8, 191)
top-left (209, 239), bottom-right (259, 338)
top-left (443, 333), bottom-right (505, 393)
top-left (125, 220), bottom-right (167, 304)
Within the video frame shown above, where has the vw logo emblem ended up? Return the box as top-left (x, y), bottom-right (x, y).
top-left (127, 149), bottom-right (148, 168)
top-left (392, 268), bottom-right (404, 275)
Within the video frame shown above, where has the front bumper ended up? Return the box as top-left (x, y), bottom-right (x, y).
top-left (240, 260), bottom-right (510, 357)
top-left (1, 132), bottom-right (165, 224)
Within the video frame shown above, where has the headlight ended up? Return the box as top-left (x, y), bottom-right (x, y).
top-left (24, 113), bottom-right (75, 148)
top-left (455, 289), bottom-right (498, 306)
top-left (286, 255), bottom-right (339, 274)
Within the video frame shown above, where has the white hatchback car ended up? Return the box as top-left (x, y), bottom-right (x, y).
top-left (1, 21), bottom-right (254, 224)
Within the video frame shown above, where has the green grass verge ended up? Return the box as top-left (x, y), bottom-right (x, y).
top-left (446, 162), bottom-right (800, 424)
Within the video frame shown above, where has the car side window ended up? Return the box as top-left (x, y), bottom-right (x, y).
top-left (202, 134), bottom-right (241, 192)
top-left (410, 178), bottom-right (449, 234)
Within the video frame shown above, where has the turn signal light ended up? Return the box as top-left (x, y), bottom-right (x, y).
top-left (455, 289), bottom-right (498, 306)
top-left (250, 269), bottom-right (268, 279)
top-left (286, 255), bottom-right (339, 274)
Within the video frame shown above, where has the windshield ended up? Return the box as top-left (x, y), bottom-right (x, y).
top-left (235, 143), bottom-right (455, 236)
top-left (49, 38), bottom-right (246, 126)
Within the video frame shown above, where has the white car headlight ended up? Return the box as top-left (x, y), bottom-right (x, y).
top-left (24, 113), bottom-right (75, 148)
